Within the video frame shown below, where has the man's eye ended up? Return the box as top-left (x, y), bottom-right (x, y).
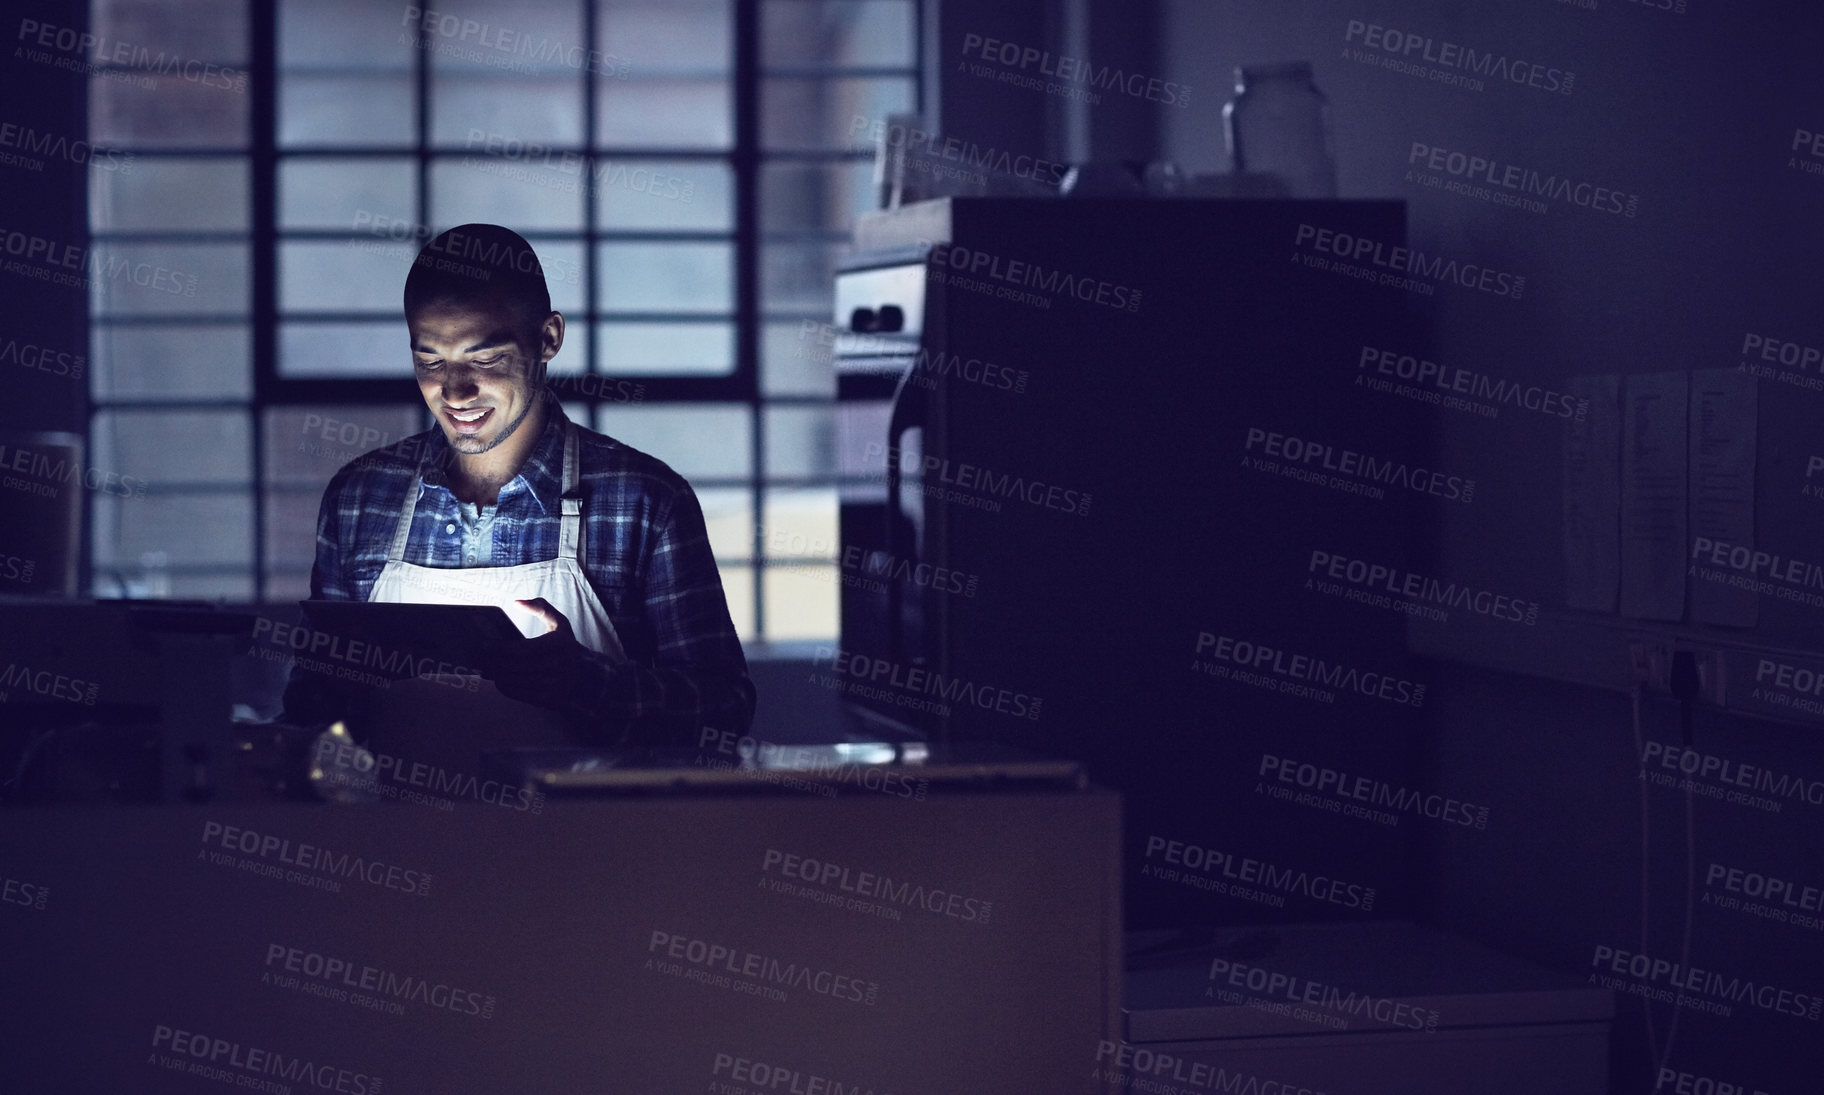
top-left (416, 359), bottom-right (443, 370)
top-left (472, 357), bottom-right (502, 368)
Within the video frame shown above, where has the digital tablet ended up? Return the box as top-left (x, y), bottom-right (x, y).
top-left (297, 600), bottom-right (523, 678)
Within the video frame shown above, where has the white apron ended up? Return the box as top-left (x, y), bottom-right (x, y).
top-left (349, 422), bottom-right (627, 775)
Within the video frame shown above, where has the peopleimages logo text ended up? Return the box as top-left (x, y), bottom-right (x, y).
top-left (812, 646), bottom-right (1041, 720)
top-left (150, 1025), bottom-right (378, 1093)
top-left (0, 121), bottom-right (133, 173)
top-left (1358, 346), bottom-right (1586, 421)
top-left (959, 33), bottom-right (1191, 106)
top-left (16, 18), bottom-right (249, 91)
top-left (923, 239), bottom-right (1141, 312)
top-left (1408, 142), bottom-right (1636, 216)
top-left (1590, 945), bottom-right (1822, 1020)
top-left (1308, 549), bottom-right (1539, 625)
top-left (265, 942), bottom-right (494, 1018)
top-left (1195, 632), bottom-right (1426, 708)
top-left (1244, 426), bottom-right (1475, 503)
top-left (1295, 222), bottom-right (1524, 299)
top-left (1344, 20), bottom-right (1574, 95)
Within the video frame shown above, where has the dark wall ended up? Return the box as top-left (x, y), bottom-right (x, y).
top-left (0, 0), bottom-right (90, 438)
top-left (1156, 2), bottom-right (1824, 1092)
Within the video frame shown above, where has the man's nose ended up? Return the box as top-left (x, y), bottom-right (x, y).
top-left (440, 365), bottom-right (480, 402)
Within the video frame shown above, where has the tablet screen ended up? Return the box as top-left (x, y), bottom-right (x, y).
top-left (297, 601), bottom-right (522, 679)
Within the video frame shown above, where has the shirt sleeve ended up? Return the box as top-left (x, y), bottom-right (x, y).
top-left (564, 480), bottom-right (756, 742)
top-left (309, 465), bottom-right (360, 603)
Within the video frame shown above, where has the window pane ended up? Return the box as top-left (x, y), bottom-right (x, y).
top-left (171, 573), bottom-right (254, 599)
top-left (432, 76), bottom-right (585, 146)
top-left (91, 324), bottom-right (251, 402)
top-left (265, 571), bottom-right (312, 602)
top-left (592, 402), bottom-right (750, 479)
top-left (597, 79), bottom-right (730, 148)
top-left (762, 1), bottom-right (915, 69)
top-left (265, 406), bottom-right (427, 488)
top-left (760, 241), bottom-right (841, 313)
top-left (281, 158), bottom-right (415, 229)
top-left (597, 242), bottom-right (733, 313)
top-left (764, 405), bottom-right (836, 479)
top-left (94, 0), bottom-right (250, 63)
top-left (720, 563), bottom-right (755, 642)
top-left (90, 157), bottom-right (248, 232)
top-left (762, 76), bottom-right (913, 151)
top-left (280, 241), bottom-right (413, 313)
top-left (761, 486), bottom-right (838, 561)
top-left (279, 321), bottom-right (405, 379)
top-left (280, 76), bottom-right (415, 146)
top-left (89, 242), bottom-right (248, 317)
top-left (90, 73), bottom-right (249, 148)
top-left (698, 486), bottom-right (754, 561)
top-left (421, 0), bottom-right (587, 76)
top-left (598, 0), bottom-right (731, 73)
top-left (264, 488), bottom-right (322, 573)
top-left (280, 0), bottom-right (415, 67)
top-left (430, 156), bottom-right (587, 231)
top-left (761, 318), bottom-right (835, 397)
top-left (533, 240), bottom-right (588, 315)
top-left (763, 566), bottom-right (839, 641)
top-left (595, 161), bottom-right (733, 231)
top-left (92, 409), bottom-right (250, 487)
top-left (761, 161), bottom-right (872, 233)
top-left (92, 493), bottom-right (251, 571)
top-left (595, 321), bottom-right (733, 375)
top-left (763, 482), bottom-right (844, 642)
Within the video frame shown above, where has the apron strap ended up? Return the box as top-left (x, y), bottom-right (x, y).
top-left (558, 421), bottom-right (583, 564)
top-left (387, 472), bottom-right (425, 563)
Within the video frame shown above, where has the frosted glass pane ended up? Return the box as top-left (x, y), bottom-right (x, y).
top-left (593, 402), bottom-right (750, 478)
top-left (597, 0), bottom-right (730, 72)
top-left (430, 157), bottom-right (586, 231)
top-left (595, 321), bottom-right (733, 375)
top-left (91, 409), bottom-right (249, 487)
top-left (91, 324), bottom-right (251, 402)
top-left (90, 157), bottom-right (248, 232)
top-left (595, 161), bottom-right (732, 230)
top-left (280, 241), bottom-right (414, 312)
top-left (89, 242), bottom-right (248, 317)
top-left (432, 76), bottom-right (584, 146)
top-left (280, 75), bottom-right (414, 146)
top-left (281, 158), bottom-right (414, 229)
top-left (597, 80), bottom-right (730, 148)
top-left (279, 321), bottom-right (407, 379)
top-left (90, 73), bottom-right (248, 148)
top-left (762, 1), bottom-right (914, 68)
top-left (597, 242), bottom-right (732, 313)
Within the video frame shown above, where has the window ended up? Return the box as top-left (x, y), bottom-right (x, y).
top-left (87, 0), bottom-right (920, 645)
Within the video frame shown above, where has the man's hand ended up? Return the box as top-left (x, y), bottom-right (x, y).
top-left (479, 597), bottom-right (593, 709)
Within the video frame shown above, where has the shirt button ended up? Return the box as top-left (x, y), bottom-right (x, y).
top-left (445, 523), bottom-right (456, 534)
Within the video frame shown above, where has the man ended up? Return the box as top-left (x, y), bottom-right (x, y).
top-left (284, 223), bottom-right (754, 746)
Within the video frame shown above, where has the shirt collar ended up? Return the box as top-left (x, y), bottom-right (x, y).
top-left (417, 388), bottom-right (567, 514)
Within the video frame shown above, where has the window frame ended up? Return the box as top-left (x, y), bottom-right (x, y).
top-left (87, 0), bottom-right (921, 640)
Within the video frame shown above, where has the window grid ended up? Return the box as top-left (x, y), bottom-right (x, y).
top-left (88, 0), bottom-right (918, 644)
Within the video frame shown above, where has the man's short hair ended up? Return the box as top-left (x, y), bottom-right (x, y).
top-left (403, 223), bottom-right (551, 340)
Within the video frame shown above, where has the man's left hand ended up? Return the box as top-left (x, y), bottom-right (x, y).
top-left (480, 597), bottom-right (593, 708)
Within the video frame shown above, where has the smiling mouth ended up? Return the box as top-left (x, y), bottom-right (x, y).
top-left (445, 406), bottom-right (494, 433)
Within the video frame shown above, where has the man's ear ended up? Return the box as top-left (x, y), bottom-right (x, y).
top-left (535, 311), bottom-right (564, 382)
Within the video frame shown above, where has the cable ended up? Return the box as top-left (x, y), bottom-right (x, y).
top-left (1630, 681), bottom-right (1660, 1061)
top-left (1656, 652), bottom-right (1703, 1075)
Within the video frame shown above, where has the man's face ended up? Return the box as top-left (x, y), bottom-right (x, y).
top-left (408, 292), bottom-right (559, 456)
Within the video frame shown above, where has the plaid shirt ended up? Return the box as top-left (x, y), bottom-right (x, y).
top-left (293, 392), bottom-right (754, 740)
